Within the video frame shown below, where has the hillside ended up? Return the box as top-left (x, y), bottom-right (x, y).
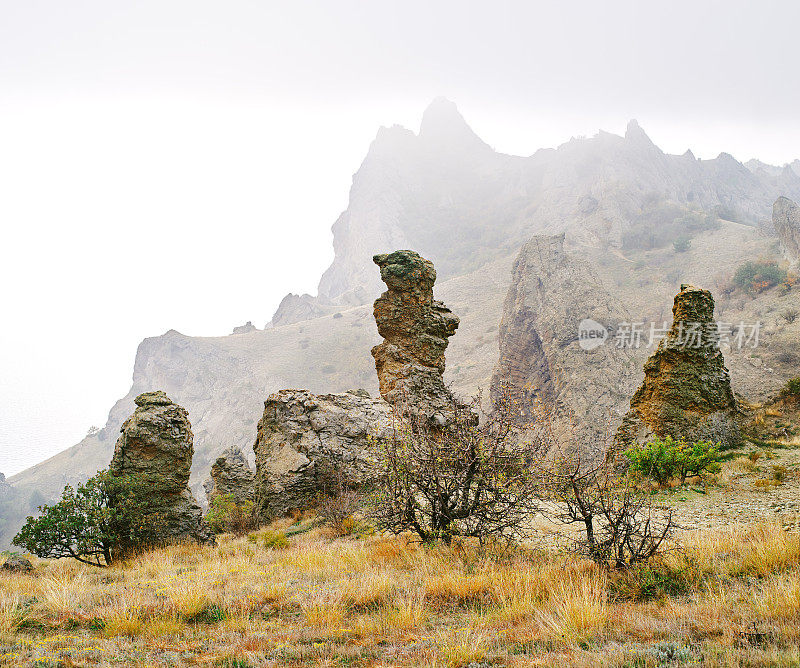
top-left (4, 99), bottom-right (800, 549)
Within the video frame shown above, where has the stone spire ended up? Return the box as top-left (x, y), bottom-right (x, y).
top-left (110, 391), bottom-right (214, 545)
top-left (614, 285), bottom-right (741, 451)
top-left (371, 250), bottom-right (460, 423)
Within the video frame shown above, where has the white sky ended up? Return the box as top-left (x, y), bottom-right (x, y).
top-left (2, 0), bottom-right (799, 476)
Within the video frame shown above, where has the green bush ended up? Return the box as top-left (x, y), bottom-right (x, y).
top-left (611, 561), bottom-right (694, 601)
top-left (672, 236), bottom-right (691, 253)
top-left (205, 494), bottom-right (256, 536)
top-left (780, 377), bottom-right (800, 398)
top-left (12, 471), bottom-right (168, 566)
top-left (733, 260), bottom-right (787, 294)
top-left (262, 530), bottom-right (289, 550)
top-left (625, 437), bottom-right (721, 486)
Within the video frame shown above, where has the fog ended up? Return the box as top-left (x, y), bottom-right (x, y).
top-left (2, 0), bottom-right (799, 476)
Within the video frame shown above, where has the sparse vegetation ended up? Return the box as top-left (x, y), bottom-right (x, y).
top-left (622, 199), bottom-right (719, 251)
top-left (541, 454), bottom-right (675, 568)
top-left (370, 395), bottom-right (540, 544)
top-left (733, 259), bottom-right (788, 294)
top-left (0, 521), bottom-right (797, 666)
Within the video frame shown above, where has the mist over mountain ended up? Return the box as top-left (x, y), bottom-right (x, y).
top-left (3, 99), bottom-right (799, 548)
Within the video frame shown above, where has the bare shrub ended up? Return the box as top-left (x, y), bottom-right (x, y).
top-left (317, 472), bottom-right (361, 536)
top-left (370, 392), bottom-right (539, 544)
top-left (530, 406), bottom-right (675, 569)
top-left (541, 456), bottom-right (675, 567)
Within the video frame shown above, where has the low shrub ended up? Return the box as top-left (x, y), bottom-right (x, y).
top-left (205, 494), bottom-right (256, 536)
top-left (262, 531), bottom-right (289, 550)
top-left (672, 236), bottom-right (691, 253)
top-left (780, 377), bottom-right (800, 399)
top-left (316, 473), bottom-right (361, 537)
top-left (733, 260), bottom-right (787, 294)
top-left (610, 561), bottom-right (693, 601)
top-left (625, 437), bottom-right (721, 486)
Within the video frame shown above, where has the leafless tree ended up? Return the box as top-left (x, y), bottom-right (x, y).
top-left (370, 391), bottom-right (540, 544)
top-left (530, 405), bottom-right (675, 568)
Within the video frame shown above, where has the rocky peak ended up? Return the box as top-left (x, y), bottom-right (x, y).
top-left (371, 250), bottom-right (460, 421)
top-left (773, 196), bottom-right (800, 264)
top-left (613, 285), bottom-right (741, 452)
top-left (625, 119), bottom-right (655, 147)
top-left (490, 234), bottom-right (637, 450)
top-left (271, 293), bottom-right (333, 327)
top-left (418, 97), bottom-right (490, 153)
top-left (110, 391), bottom-right (213, 545)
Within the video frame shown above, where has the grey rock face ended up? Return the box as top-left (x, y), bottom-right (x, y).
top-left (490, 234), bottom-right (638, 452)
top-left (2, 554), bottom-right (33, 573)
top-left (110, 391), bottom-right (214, 545)
top-left (271, 293), bottom-right (335, 327)
top-left (203, 447), bottom-right (254, 505)
top-left (773, 196), bottom-right (800, 264)
top-left (253, 389), bottom-right (392, 521)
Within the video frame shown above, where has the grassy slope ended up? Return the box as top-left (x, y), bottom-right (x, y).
top-left (1, 521), bottom-right (798, 667)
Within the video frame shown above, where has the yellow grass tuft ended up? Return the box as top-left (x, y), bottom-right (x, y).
top-left (753, 570), bottom-right (800, 620)
top-left (536, 569), bottom-right (608, 642)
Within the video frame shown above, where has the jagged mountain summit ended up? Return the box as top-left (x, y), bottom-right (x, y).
top-left (4, 99), bottom-right (800, 548)
top-left (300, 101), bottom-right (800, 317)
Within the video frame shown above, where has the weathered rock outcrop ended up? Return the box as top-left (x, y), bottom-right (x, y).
top-left (231, 321), bottom-right (257, 335)
top-left (490, 234), bottom-right (637, 450)
top-left (203, 447), bottom-right (254, 505)
top-left (371, 250), bottom-right (460, 422)
top-left (613, 285), bottom-right (741, 451)
top-left (0, 473), bottom-right (10, 501)
top-left (271, 293), bottom-right (335, 327)
top-left (2, 555), bottom-right (33, 573)
top-left (110, 391), bottom-right (213, 544)
top-left (773, 196), bottom-right (800, 264)
top-left (253, 390), bottom-right (392, 520)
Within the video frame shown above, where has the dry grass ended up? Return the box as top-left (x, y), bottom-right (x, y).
top-left (0, 522), bottom-right (797, 666)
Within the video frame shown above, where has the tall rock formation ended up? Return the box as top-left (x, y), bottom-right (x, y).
top-left (110, 391), bottom-right (213, 545)
top-left (371, 250), bottom-right (460, 422)
top-left (8, 99), bottom-right (800, 548)
top-left (203, 447), bottom-right (254, 505)
top-left (614, 285), bottom-right (741, 451)
top-left (490, 234), bottom-right (637, 450)
top-left (253, 390), bottom-right (392, 520)
top-left (773, 196), bottom-right (800, 265)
